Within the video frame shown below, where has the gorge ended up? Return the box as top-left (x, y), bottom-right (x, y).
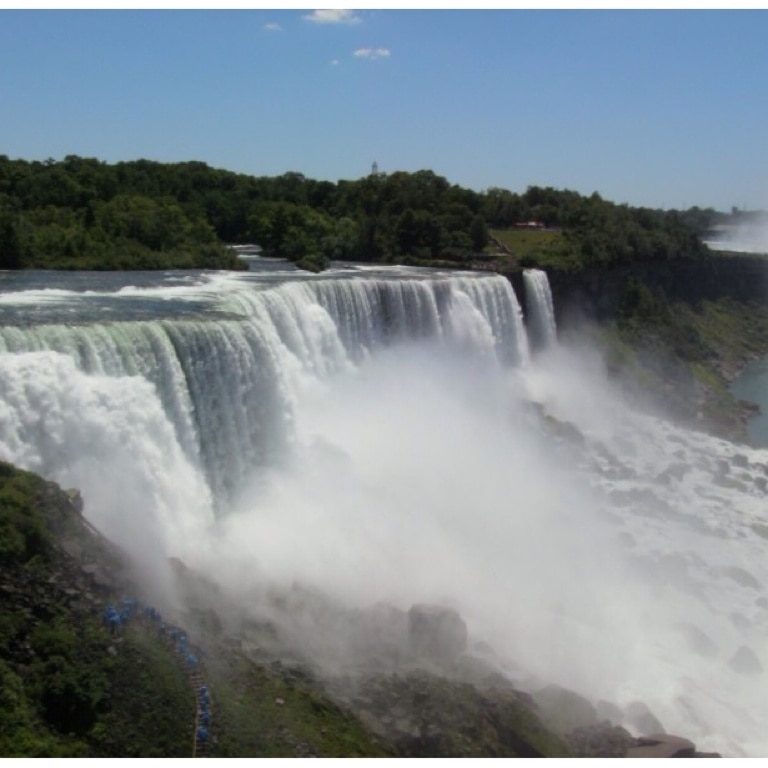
top-left (1, 261), bottom-right (768, 756)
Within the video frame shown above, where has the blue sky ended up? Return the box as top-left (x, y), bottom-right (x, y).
top-left (1, 8), bottom-right (767, 211)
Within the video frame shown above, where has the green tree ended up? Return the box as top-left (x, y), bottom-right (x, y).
top-left (469, 215), bottom-right (488, 252)
top-left (0, 214), bottom-right (23, 269)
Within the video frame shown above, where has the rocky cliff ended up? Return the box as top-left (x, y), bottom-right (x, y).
top-left (538, 252), bottom-right (768, 325)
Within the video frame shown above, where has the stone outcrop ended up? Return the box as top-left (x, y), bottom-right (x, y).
top-left (624, 700), bottom-right (665, 736)
top-left (407, 604), bottom-right (468, 666)
top-left (626, 733), bottom-right (696, 758)
top-left (531, 684), bottom-right (599, 736)
top-left (523, 253), bottom-right (768, 325)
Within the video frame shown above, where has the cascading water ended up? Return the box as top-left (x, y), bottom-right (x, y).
top-left (523, 268), bottom-right (557, 350)
top-left (0, 264), bottom-right (766, 756)
top-left (0, 269), bottom-right (529, 513)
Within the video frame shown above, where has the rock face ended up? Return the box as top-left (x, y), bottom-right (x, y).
top-left (595, 699), bottom-right (624, 726)
top-left (407, 605), bottom-right (468, 665)
top-left (537, 253), bottom-right (768, 324)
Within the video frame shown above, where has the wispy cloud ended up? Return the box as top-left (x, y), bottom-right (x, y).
top-left (303, 10), bottom-right (361, 26)
top-left (353, 47), bottom-right (391, 60)
top-left (263, 23), bottom-right (282, 32)
top-left (330, 59), bottom-right (340, 66)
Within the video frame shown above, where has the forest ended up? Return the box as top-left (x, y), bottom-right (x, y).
top-left (0, 155), bottom-right (718, 272)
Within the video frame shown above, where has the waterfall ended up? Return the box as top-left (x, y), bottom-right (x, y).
top-left (523, 269), bottom-right (557, 350)
top-left (0, 271), bottom-right (529, 509)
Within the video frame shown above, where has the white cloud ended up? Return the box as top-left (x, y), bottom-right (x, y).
top-left (263, 23), bottom-right (282, 32)
top-left (353, 47), bottom-right (390, 60)
top-left (330, 59), bottom-right (340, 66)
top-left (303, 10), bottom-right (361, 25)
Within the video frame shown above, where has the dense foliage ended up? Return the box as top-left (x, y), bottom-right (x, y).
top-left (0, 155), bottom-right (712, 271)
top-left (0, 462), bottom-right (194, 756)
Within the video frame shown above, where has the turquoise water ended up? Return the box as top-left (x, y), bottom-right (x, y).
top-left (731, 356), bottom-right (768, 447)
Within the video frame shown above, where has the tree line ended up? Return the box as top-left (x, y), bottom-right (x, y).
top-left (0, 154), bottom-right (717, 271)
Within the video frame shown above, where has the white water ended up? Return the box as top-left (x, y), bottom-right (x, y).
top-left (523, 268), bottom-right (557, 349)
top-left (0, 267), bottom-right (766, 755)
top-left (705, 220), bottom-right (768, 255)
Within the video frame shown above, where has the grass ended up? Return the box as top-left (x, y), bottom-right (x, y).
top-left (489, 229), bottom-right (578, 271)
top-left (210, 656), bottom-right (391, 757)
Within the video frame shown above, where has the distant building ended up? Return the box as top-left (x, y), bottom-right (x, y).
top-left (514, 221), bottom-right (545, 230)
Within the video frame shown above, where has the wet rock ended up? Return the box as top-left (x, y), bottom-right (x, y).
top-left (532, 684), bottom-right (598, 736)
top-left (728, 645), bottom-right (763, 676)
top-left (655, 462), bottom-right (691, 484)
top-left (608, 487), bottom-right (659, 509)
top-left (567, 722), bottom-right (636, 757)
top-left (407, 604), bottom-right (468, 665)
top-left (713, 474), bottom-right (748, 491)
top-left (64, 488), bottom-right (84, 514)
top-left (81, 562), bottom-right (114, 590)
top-left (595, 699), bottom-right (624, 726)
top-left (624, 701), bottom-right (665, 736)
top-left (60, 538), bottom-right (83, 560)
top-left (353, 602), bottom-right (409, 660)
top-left (626, 733), bottom-right (695, 758)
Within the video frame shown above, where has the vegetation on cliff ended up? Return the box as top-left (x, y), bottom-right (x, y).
top-left (0, 462), bottom-right (195, 756)
top-left (570, 282), bottom-right (768, 443)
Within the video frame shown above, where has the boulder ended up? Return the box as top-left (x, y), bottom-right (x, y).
top-left (626, 733), bottom-right (695, 758)
top-left (567, 722), bottom-right (636, 757)
top-left (64, 488), bottom-right (84, 514)
top-left (595, 699), bottom-right (624, 726)
top-left (532, 684), bottom-right (599, 736)
top-left (624, 701), bottom-right (665, 736)
top-left (407, 604), bottom-right (468, 665)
